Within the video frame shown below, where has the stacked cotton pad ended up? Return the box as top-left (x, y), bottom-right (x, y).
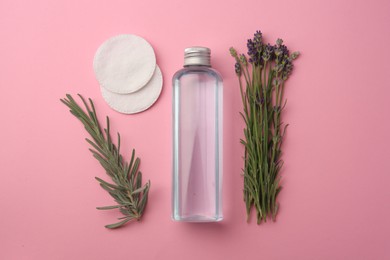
top-left (93, 34), bottom-right (163, 114)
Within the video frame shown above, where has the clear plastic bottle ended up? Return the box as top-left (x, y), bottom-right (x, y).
top-left (172, 47), bottom-right (223, 222)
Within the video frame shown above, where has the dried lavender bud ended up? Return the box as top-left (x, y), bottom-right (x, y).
top-left (235, 62), bottom-right (242, 76)
top-left (275, 45), bottom-right (289, 60)
top-left (240, 54), bottom-right (248, 66)
top-left (253, 30), bottom-right (263, 52)
top-left (279, 51), bottom-right (299, 80)
top-left (278, 56), bottom-right (294, 80)
top-left (247, 39), bottom-right (262, 66)
top-left (274, 39), bottom-right (291, 78)
top-left (262, 43), bottom-right (275, 61)
top-left (229, 47), bottom-right (239, 59)
top-left (247, 39), bottom-right (256, 62)
top-left (282, 61), bottom-right (294, 80)
top-left (274, 63), bottom-right (283, 73)
top-left (290, 51), bottom-right (300, 60)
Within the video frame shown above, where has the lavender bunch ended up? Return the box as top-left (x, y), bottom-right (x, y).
top-left (230, 31), bottom-right (299, 224)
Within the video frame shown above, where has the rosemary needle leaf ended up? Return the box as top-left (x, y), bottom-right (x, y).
top-left (138, 182), bottom-right (150, 215)
top-left (131, 186), bottom-right (147, 195)
top-left (95, 177), bottom-right (122, 190)
top-left (130, 158), bottom-right (140, 180)
top-left (136, 172), bottom-right (142, 189)
top-left (96, 205), bottom-right (124, 210)
top-left (61, 94), bottom-right (150, 229)
top-left (127, 149), bottom-right (136, 178)
top-left (105, 218), bottom-right (134, 229)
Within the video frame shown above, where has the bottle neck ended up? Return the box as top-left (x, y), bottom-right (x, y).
top-left (184, 64), bottom-right (211, 68)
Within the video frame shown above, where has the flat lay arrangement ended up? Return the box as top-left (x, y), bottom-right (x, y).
top-left (62, 30), bottom-right (299, 228)
top-left (4, 1), bottom-right (390, 259)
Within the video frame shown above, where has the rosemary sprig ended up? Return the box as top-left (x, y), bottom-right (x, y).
top-left (60, 94), bottom-right (150, 229)
top-left (230, 31), bottom-right (299, 224)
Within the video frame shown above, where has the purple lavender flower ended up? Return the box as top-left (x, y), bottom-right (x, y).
top-left (262, 43), bottom-right (275, 61)
top-left (281, 61), bottom-right (294, 80)
top-left (247, 30), bottom-right (264, 66)
top-left (274, 39), bottom-right (289, 62)
top-left (273, 38), bottom-right (295, 80)
top-left (253, 30), bottom-right (263, 51)
top-left (247, 39), bottom-right (258, 64)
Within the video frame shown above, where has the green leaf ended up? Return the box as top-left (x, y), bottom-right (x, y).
top-left (116, 132), bottom-right (121, 161)
top-left (131, 158), bottom-right (140, 177)
top-left (99, 183), bottom-right (116, 194)
top-left (138, 181), bottom-right (150, 215)
top-left (126, 149), bottom-right (136, 179)
top-left (136, 171), bottom-right (142, 189)
top-left (131, 185), bottom-right (147, 195)
top-left (95, 177), bottom-right (122, 190)
top-left (96, 205), bottom-right (123, 210)
top-left (85, 138), bottom-right (105, 156)
top-left (105, 218), bottom-right (133, 229)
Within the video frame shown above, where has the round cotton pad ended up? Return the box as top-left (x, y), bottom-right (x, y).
top-left (93, 34), bottom-right (156, 94)
top-left (101, 66), bottom-right (163, 114)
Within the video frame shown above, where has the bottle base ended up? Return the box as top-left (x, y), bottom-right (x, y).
top-left (172, 215), bottom-right (223, 222)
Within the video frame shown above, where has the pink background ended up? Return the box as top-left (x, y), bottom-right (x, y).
top-left (1, 0), bottom-right (390, 259)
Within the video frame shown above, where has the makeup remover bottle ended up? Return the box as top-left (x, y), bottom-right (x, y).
top-left (172, 47), bottom-right (223, 222)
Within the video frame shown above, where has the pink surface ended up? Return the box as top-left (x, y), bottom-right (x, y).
top-left (1, 0), bottom-right (390, 259)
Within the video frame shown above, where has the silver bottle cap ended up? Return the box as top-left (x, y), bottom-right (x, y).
top-left (184, 47), bottom-right (211, 67)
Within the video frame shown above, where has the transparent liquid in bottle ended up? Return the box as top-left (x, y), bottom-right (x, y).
top-left (172, 47), bottom-right (223, 222)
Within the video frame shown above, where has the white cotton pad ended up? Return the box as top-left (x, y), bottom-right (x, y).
top-left (93, 34), bottom-right (156, 94)
top-left (101, 66), bottom-right (163, 114)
